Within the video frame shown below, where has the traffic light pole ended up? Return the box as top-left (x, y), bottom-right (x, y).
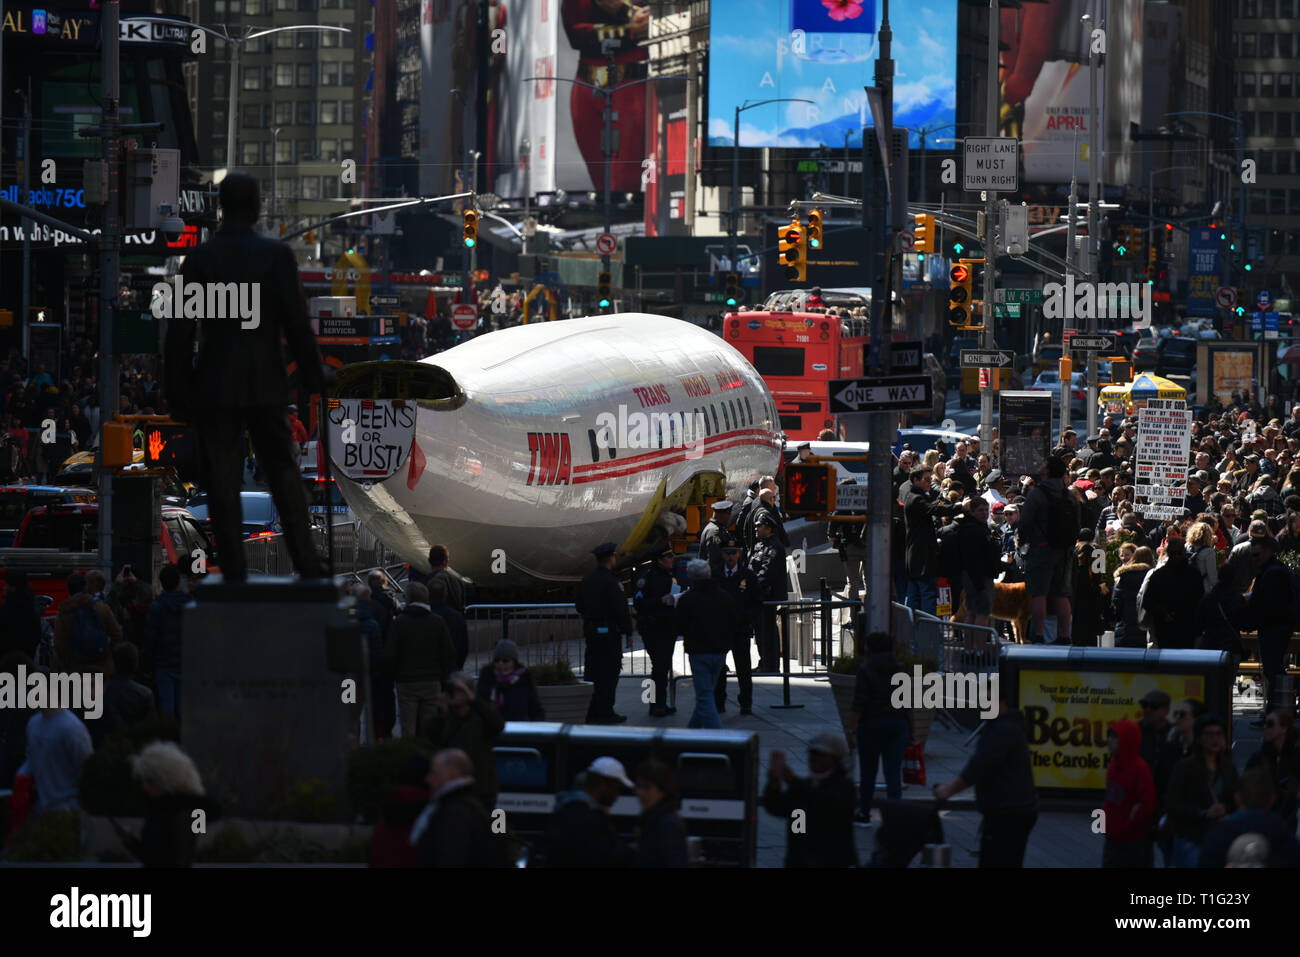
top-left (979, 0), bottom-right (998, 450)
top-left (864, 1), bottom-right (895, 635)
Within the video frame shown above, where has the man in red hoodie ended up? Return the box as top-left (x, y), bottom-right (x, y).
top-left (1102, 719), bottom-right (1157, 867)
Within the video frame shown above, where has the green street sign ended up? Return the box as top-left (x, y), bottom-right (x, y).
top-left (796, 160), bottom-right (819, 172)
top-left (992, 303), bottom-right (1022, 318)
top-left (994, 288), bottom-right (1043, 304)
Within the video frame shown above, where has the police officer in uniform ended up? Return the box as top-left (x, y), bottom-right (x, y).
top-left (749, 513), bottom-right (788, 671)
top-left (697, 499), bottom-right (735, 577)
top-left (716, 539), bottom-right (760, 715)
top-left (633, 547), bottom-right (678, 718)
top-left (576, 543), bottom-right (635, 724)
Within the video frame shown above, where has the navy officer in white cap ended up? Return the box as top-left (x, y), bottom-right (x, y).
top-left (697, 498), bottom-right (735, 577)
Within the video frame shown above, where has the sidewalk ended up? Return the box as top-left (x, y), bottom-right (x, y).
top-left (608, 669), bottom-right (1268, 868)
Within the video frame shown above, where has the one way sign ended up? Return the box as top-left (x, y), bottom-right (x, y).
top-left (830, 376), bottom-right (933, 413)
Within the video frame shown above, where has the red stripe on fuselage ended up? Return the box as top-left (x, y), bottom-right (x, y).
top-left (569, 431), bottom-right (780, 485)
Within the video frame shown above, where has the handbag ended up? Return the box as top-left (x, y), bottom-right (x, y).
top-left (902, 742), bottom-right (927, 786)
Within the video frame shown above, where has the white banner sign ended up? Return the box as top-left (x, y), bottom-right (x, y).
top-left (1135, 400), bottom-right (1192, 519)
top-left (327, 399), bottom-right (418, 480)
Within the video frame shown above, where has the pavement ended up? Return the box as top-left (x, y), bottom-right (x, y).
top-left (599, 666), bottom-right (1270, 868)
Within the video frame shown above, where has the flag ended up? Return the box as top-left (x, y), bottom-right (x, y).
top-left (407, 436), bottom-right (426, 489)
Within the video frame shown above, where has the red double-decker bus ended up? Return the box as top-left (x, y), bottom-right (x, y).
top-left (722, 310), bottom-right (869, 440)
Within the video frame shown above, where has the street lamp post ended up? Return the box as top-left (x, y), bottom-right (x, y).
top-left (730, 98), bottom-right (813, 271)
top-left (271, 127), bottom-right (281, 234)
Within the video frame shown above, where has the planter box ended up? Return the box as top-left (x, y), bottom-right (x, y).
top-left (535, 682), bottom-right (595, 724)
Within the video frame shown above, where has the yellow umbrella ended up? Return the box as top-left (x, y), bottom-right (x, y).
top-left (1098, 373), bottom-right (1186, 412)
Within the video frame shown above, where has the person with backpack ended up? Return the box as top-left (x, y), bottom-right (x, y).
top-left (1137, 539), bottom-right (1205, 649)
top-left (54, 571), bottom-right (121, 677)
top-left (1018, 456), bottom-right (1080, 644)
top-left (1247, 534), bottom-right (1296, 725)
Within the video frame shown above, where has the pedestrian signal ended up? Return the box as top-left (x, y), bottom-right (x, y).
top-left (784, 464), bottom-right (833, 516)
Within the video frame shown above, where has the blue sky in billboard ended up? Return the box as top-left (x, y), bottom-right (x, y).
top-left (708, 0), bottom-right (956, 149)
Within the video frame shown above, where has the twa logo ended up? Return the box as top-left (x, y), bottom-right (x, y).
top-left (593, 406), bottom-right (708, 459)
top-left (527, 432), bottom-right (572, 485)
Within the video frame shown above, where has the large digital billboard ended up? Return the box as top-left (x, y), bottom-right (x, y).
top-left (489, 0), bottom-right (650, 197)
top-left (707, 0), bottom-right (956, 150)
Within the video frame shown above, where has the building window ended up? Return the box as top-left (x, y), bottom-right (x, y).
top-left (241, 142), bottom-right (260, 165)
top-left (1245, 0), bottom-right (1259, 15)
top-left (1263, 0), bottom-right (1276, 15)
top-left (275, 101), bottom-right (293, 125)
top-left (214, 71), bottom-right (227, 97)
top-left (298, 139), bottom-right (314, 160)
top-left (321, 62), bottom-right (339, 85)
top-left (1260, 33), bottom-right (1276, 58)
top-left (341, 62), bottom-right (354, 85)
top-left (276, 139), bottom-right (292, 163)
top-left (242, 104), bottom-right (261, 127)
top-left (1262, 72), bottom-right (1274, 96)
top-left (212, 148), bottom-right (224, 166)
top-left (1281, 73), bottom-right (1294, 98)
top-left (322, 0), bottom-right (339, 7)
top-left (322, 30), bottom-right (338, 47)
top-left (1243, 72), bottom-right (1257, 96)
top-left (1283, 0), bottom-right (1296, 16)
top-left (1259, 111), bottom-right (1274, 136)
top-left (296, 100), bottom-right (314, 125)
top-left (1243, 33), bottom-right (1257, 57)
top-left (342, 31), bottom-right (354, 49)
top-left (296, 32), bottom-right (315, 49)
top-left (341, 138), bottom-right (353, 156)
top-left (321, 101), bottom-right (338, 124)
top-left (246, 0), bottom-right (263, 13)
top-left (213, 110), bottom-right (226, 132)
top-left (242, 67), bottom-right (262, 91)
top-left (215, 0), bottom-right (226, 13)
top-left (297, 64), bottom-right (313, 86)
top-left (1280, 112), bottom-right (1294, 137)
top-left (341, 101), bottom-right (354, 124)
top-left (343, 0), bottom-right (355, 8)
top-left (276, 0), bottom-right (294, 9)
top-left (276, 64), bottom-right (293, 87)
top-left (321, 139), bottom-right (339, 161)
top-left (1279, 35), bottom-right (1294, 58)
top-left (301, 176), bottom-right (321, 199)
top-left (276, 31), bottom-right (293, 48)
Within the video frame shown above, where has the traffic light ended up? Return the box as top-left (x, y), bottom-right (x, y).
top-left (806, 209), bottom-right (823, 250)
top-left (948, 261), bottom-right (973, 327)
top-left (141, 421), bottom-right (199, 477)
top-left (463, 209), bottom-right (479, 248)
top-left (783, 464), bottom-right (833, 516)
top-left (913, 213), bottom-right (935, 254)
top-left (723, 272), bottom-right (740, 308)
top-left (597, 271), bottom-right (612, 309)
top-left (1102, 357), bottom-right (1132, 384)
top-left (779, 219), bottom-right (807, 283)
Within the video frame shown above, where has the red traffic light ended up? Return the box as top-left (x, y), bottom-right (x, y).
top-left (1165, 223), bottom-right (1173, 231)
top-left (783, 227), bottom-right (802, 243)
top-left (950, 264), bottom-right (970, 283)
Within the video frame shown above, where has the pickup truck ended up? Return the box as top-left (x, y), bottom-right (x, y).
top-left (0, 502), bottom-right (217, 617)
top-left (0, 485), bottom-right (96, 547)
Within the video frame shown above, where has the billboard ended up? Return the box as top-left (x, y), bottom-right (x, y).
top-left (997, 391), bottom-right (1053, 479)
top-left (644, 77), bottom-right (691, 237)
top-left (1186, 227), bottom-right (1222, 318)
top-left (707, 0), bottom-right (956, 149)
top-left (1000, 0), bottom-right (1141, 185)
top-left (1018, 667), bottom-right (1207, 790)
top-left (419, 0), bottom-right (482, 197)
top-left (490, 0), bottom-right (649, 197)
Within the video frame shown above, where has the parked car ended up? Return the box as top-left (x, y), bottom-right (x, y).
top-left (1156, 335), bottom-right (1197, 378)
top-left (1132, 337), bottom-right (1160, 370)
top-left (1030, 370), bottom-right (1086, 417)
top-left (186, 490), bottom-right (281, 539)
top-left (892, 428), bottom-right (978, 461)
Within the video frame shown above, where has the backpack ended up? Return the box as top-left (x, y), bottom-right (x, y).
top-left (71, 602), bottom-right (110, 659)
top-left (936, 521), bottom-right (963, 582)
top-left (1045, 485), bottom-right (1080, 550)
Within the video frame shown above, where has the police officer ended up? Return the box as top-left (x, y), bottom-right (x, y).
top-left (716, 539), bottom-right (760, 715)
top-left (634, 547), bottom-right (678, 718)
top-left (697, 499), bottom-right (735, 577)
top-left (749, 513), bottom-right (788, 671)
top-left (576, 543), bottom-right (635, 724)
top-left (829, 478), bottom-right (866, 599)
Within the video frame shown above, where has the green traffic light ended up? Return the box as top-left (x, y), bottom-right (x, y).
top-left (917, 254), bottom-right (926, 262)
top-left (464, 237), bottom-right (476, 248)
top-left (599, 297), bottom-right (611, 308)
top-left (725, 296), bottom-right (738, 307)
top-left (953, 242), bottom-right (965, 255)
top-left (1245, 263), bottom-right (1253, 271)
top-left (1220, 233), bottom-right (1227, 240)
top-left (1236, 306), bottom-right (1245, 316)
top-left (1117, 245), bottom-right (1127, 256)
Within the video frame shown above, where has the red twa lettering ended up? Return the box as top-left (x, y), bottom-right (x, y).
top-left (527, 433), bottom-right (540, 485)
top-left (557, 434), bottom-right (571, 485)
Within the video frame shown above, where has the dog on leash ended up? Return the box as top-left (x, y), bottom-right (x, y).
top-left (954, 579), bottom-right (1031, 644)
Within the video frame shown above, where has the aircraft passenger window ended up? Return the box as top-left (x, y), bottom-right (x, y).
top-left (587, 430), bottom-right (600, 462)
top-left (744, 396), bottom-right (754, 425)
top-left (721, 403), bottom-right (731, 431)
top-left (729, 400), bottom-right (740, 429)
top-left (710, 405), bottom-right (719, 433)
